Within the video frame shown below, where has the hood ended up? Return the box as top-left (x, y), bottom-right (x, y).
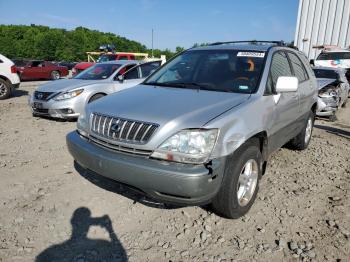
top-left (88, 84), bottom-right (250, 128)
top-left (316, 78), bottom-right (338, 90)
top-left (36, 79), bottom-right (108, 93)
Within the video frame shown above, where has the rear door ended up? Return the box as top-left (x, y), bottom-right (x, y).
top-left (286, 52), bottom-right (312, 119)
top-left (266, 51), bottom-right (300, 152)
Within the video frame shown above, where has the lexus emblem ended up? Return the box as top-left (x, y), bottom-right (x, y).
top-left (110, 123), bottom-right (121, 133)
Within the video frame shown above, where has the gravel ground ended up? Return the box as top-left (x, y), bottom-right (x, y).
top-left (0, 82), bottom-right (349, 262)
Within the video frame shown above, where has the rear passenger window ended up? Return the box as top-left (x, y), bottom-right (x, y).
top-left (288, 52), bottom-right (308, 82)
top-left (124, 67), bottom-right (139, 80)
top-left (140, 61), bottom-right (161, 78)
top-left (265, 52), bottom-right (293, 95)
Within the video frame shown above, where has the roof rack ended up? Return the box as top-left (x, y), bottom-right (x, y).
top-left (209, 40), bottom-right (286, 46)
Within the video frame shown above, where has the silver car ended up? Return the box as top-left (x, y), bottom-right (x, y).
top-left (29, 60), bottom-right (162, 119)
top-left (67, 41), bottom-right (318, 218)
top-left (313, 67), bottom-right (349, 121)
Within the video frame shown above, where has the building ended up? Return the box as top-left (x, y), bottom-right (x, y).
top-left (294, 0), bottom-right (350, 59)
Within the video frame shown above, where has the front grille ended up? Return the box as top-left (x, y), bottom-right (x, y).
top-left (89, 135), bottom-right (153, 156)
top-left (90, 113), bottom-right (158, 144)
top-left (34, 91), bottom-right (55, 101)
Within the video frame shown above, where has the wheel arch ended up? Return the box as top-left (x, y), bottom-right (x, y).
top-left (0, 75), bottom-right (11, 84)
top-left (88, 92), bottom-right (107, 103)
top-left (244, 131), bottom-right (268, 175)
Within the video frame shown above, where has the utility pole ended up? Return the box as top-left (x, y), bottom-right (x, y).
top-left (151, 29), bottom-right (154, 58)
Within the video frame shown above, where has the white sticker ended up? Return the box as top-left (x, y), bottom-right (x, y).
top-left (237, 52), bottom-right (265, 58)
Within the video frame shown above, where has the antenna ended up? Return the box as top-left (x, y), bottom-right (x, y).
top-left (151, 29), bottom-right (154, 58)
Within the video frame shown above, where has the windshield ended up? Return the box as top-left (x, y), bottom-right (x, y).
top-left (144, 50), bottom-right (266, 93)
top-left (317, 52), bottom-right (350, 60)
top-left (74, 63), bottom-right (121, 80)
top-left (313, 69), bottom-right (338, 79)
top-left (97, 55), bottom-right (116, 63)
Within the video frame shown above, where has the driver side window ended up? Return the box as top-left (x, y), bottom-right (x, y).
top-left (265, 52), bottom-right (293, 95)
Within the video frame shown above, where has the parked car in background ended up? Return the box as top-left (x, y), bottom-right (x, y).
top-left (55, 61), bottom-right (78, 71)
top-left (72, 52), bottom-right (146, 76)
top-left (29, 60), bottom-right (162, 119)
top-left (313, 67), bottom-right (349, 121)
top-left (0, 54), bottom-right (20, 100)
top-left (313, 47), bottom-right (350, 68)
top-left (17, 60), bottom-right (69, 80)
top-left (67, 41), bottom-right (318, 219)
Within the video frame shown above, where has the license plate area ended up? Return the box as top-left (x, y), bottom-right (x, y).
top-left (33, 102), bottom-right (43, 109)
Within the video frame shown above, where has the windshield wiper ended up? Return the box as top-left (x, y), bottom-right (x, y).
top-left (145, 81), bottom-right (211, 90)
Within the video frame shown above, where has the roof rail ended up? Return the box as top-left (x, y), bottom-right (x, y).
top-left (209, 40), bottom-right (286, 46)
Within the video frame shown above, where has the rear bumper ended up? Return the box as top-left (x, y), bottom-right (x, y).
top-left (12, 83), bottom-right (20, 89)
top-left (66, 131), bottom-right (226, 205)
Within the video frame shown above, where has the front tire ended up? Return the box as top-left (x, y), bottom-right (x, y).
top-left (212, 140), bottom-right (262, 219)
top-left (0, 79), bottom-right (11, 100)
top-left (289, 111), bottom-right (314, 150)
top-left (51, 71), bottom-right (60, 80)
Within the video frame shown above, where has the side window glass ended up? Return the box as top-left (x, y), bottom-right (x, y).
top-left (288, 52), bottom-right (308, 82)
top-left (118, 56), bottom-right (128, 60)
top-left (124, 67), bottom-right (139, 80)
top-left (140, 61), bottom-right (161, 78)
top-left (266, 52), bottom-right (293, 95)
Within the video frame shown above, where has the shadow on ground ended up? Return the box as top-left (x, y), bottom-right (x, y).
top-left (11, 89), bottom-right (29, 98)
top-left (74, 161), bottom-right (182, 210)
top-left (36, 207), bottom-right (127, 262)
top-left (315, 124), bottom-right (350, 139)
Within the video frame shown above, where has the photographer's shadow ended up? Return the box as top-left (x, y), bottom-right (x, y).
top-left (36, 207), bottom-right (127, 262)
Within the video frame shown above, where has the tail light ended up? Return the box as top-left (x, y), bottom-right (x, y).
top-left (11, 65), bottom-right (17, 74)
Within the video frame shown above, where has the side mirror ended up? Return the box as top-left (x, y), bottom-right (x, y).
top-left (310, 59), bottom-right (315, 66)
top-left (276, 76), bottom-right (298, 93)
top-left (117, 74), bottom-right (124, 82)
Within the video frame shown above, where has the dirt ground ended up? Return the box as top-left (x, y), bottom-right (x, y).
top-left (0, 81), bottom-right (349, 262)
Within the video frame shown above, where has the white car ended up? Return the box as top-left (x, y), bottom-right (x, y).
top-left (314, 48), bottom-right (350, 69)
top-left (0, 54), bottom-right (21, 100)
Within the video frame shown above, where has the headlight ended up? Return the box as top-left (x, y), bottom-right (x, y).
top-left (151, 129), bottom-right (218, 164)
top-left (54, 89), bottom-right (84, 101)
top-left (77, 112), bottom-right (89, 137)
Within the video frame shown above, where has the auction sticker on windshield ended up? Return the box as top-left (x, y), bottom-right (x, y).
top-left (237, 52), bottom-right (265, 58)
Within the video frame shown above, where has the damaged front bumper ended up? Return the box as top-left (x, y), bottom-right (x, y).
top-left (66, 131), bottom-right (226, 205)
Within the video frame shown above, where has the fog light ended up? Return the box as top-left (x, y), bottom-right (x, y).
top-left (60, 108), bottom-right (75, 114)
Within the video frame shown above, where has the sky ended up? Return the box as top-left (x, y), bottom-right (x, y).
top-left (0, 0), bottom-right (299, 51)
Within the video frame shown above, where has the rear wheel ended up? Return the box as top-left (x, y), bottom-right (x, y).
top-left (0, 79), bottom-right (11, 100)
top-left (289, 111), bottom-right (314, 150)
top-left (88, 93), bottom-right (105, 103)
top-left (212, 140), bottom-right (262, 219)
top-left (51, 71), bottom-right (60, 80)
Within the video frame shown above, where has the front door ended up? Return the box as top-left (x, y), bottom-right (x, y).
top-left (267, 51), bottom-right (300, 152)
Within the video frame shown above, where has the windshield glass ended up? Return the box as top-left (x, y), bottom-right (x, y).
top-left (313, 69), bottom-right (338, 79)
top-left (144, 50), bottom-right (266, 93)
top-left (97, 55), bottom-right (116, 62)
top-left (317, 52), bottom-right (350, 60)
top-left (74, 63), bottom-right (121, 80)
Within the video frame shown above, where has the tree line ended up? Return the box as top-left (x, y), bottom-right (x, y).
top-left (0, 24), bottom-right (184, 62)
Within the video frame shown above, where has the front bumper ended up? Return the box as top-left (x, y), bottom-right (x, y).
top-left (28, 94), bottom-right (82, 119)
top-left (66, 131), bottom-right (226, 205)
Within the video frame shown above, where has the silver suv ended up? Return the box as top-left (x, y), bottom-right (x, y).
top-left (67, 41), bottom-right (318, 218)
